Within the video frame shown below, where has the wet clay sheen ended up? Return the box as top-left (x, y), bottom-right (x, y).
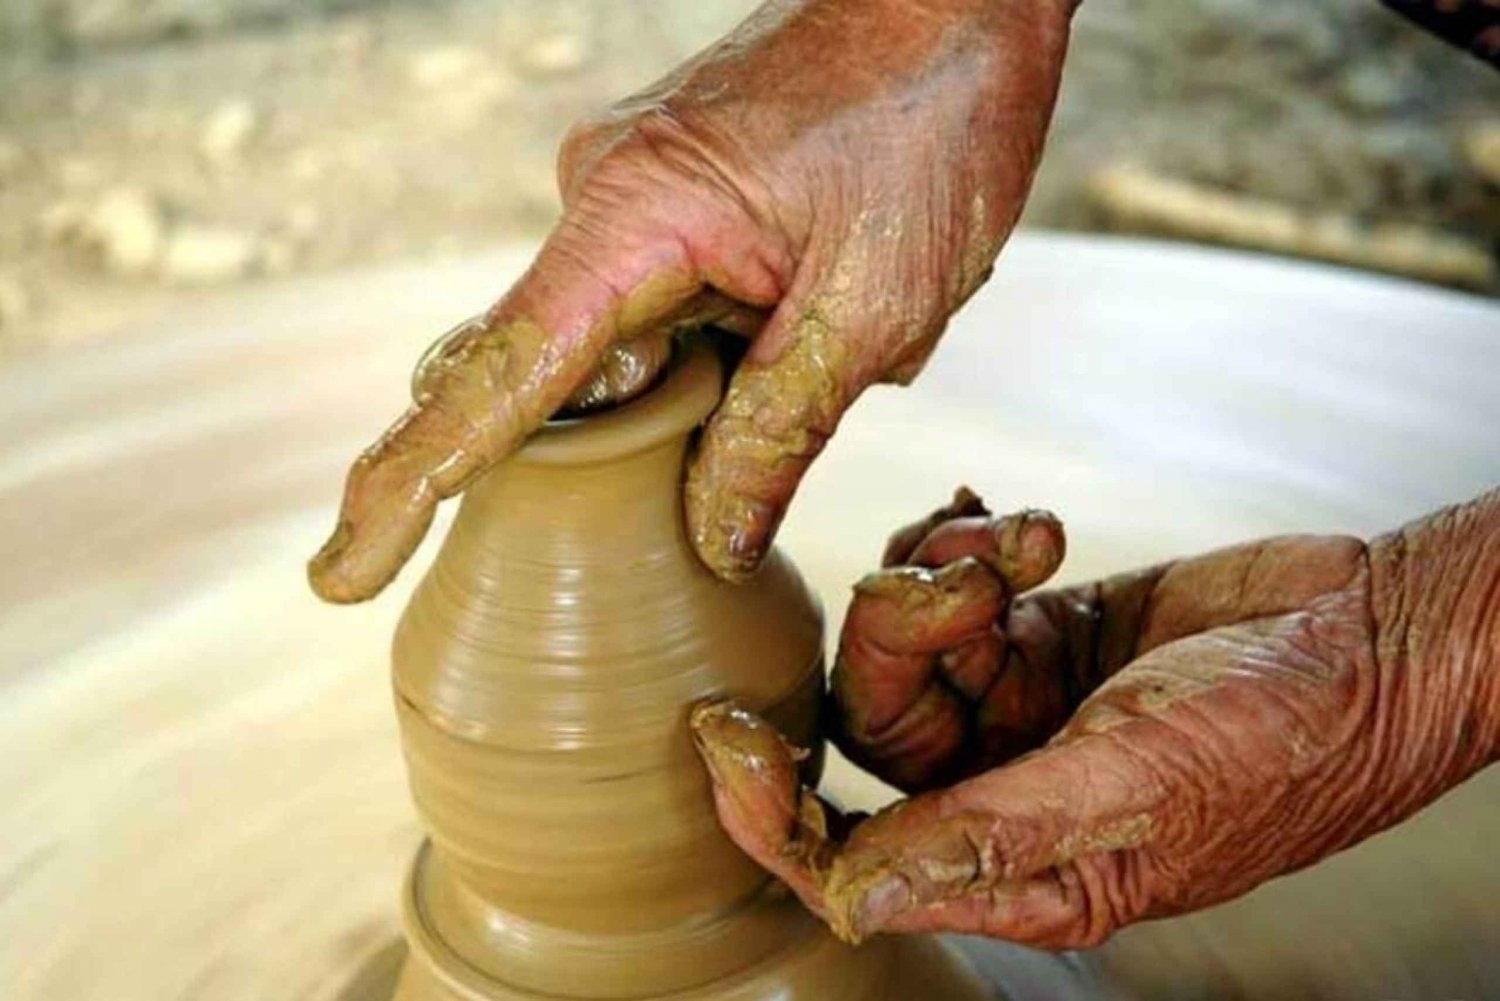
top-left (685, 313), bottom-right (853, 583)
top-left (388, 339), bottom-right (990, 1000)
top-left (690, 699), bottom-right (924, 947)
top-left (557, 332), bottom-right (673, 415)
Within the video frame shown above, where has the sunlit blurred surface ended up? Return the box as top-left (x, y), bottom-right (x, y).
top-left (1, 233), bottom-right (1497, 1000)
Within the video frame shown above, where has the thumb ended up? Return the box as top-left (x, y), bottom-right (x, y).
top-left (685, 287), bottom-right (886, 581)
top-left (307, 221), bottom-right (722, 604)
top-left (827, 736), bottom-right (1157, 945)
top-left (692, 698), bottom-right (1160, 947)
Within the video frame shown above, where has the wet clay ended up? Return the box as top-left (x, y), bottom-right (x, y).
top-left (557, 332), bottom-right (673, 415)
top-left (387, 338), bottom-right (990, 1000)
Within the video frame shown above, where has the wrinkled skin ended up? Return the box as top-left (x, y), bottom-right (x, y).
top-left (308, 0), bottom-right (1077, 601)
top-left (694, 488), bottom-right (1500, 948)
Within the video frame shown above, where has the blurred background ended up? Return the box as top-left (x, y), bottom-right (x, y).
top-left (0, 0), bottom-right (1497, 358)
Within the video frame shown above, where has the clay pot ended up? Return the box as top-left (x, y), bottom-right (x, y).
top-left (388, 339), bottom-right (988, 1000)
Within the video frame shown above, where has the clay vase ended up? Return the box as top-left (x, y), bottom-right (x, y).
top-left (387, 339), bottom-right (990, 1000)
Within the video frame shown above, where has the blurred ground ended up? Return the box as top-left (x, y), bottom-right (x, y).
top-left (0, 0), bottom-right (1497, 355)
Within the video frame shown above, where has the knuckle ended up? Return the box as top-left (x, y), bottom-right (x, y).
top-left (556, 123), bottom-right (590, 168)
top-left (583, 108), bottom-right (698, 185)
top-left (562, 160), bottom-right (688, 244)
top-left (540, 221), bottom-right (631, 296)
top-left (554, 112), bottom-right (695, 210)
top-left (560, 113), bottom-right (611, 154)
top-left (603, 105), bottom-right (760, 221)
top-left (556, 115), bottom-right (617, 193)
top-left (620, 103), bottom-right (711, 161)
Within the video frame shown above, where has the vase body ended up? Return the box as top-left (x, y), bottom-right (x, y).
top-left (388, 342), bottom-right (989, 1001)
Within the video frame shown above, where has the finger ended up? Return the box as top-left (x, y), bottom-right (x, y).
top-left (971, 627), bottom-right (1075, 766)
top-left (881, 487), bottom-right (991, 567)
top-left (684, 291), bottom-right (882, 582)
top-left (557, 330), bottom-right (674, 415)
top-left (845, 560), bottom-right (1007, 659)
top-left (831, 511), bottom-right (1067, 789)
top-left (831, 559), bottom-right (1005, 789)
top-left (691, 697), bottom-right (970, 943)
top-left (307, 225), bottom-right (707, 604)
top-left (909, 508), bottom-right (1066, 593)
top-left (689, 699), bottom-right (842, 921)
top-left (939, 631), bottom-right (1005, 700)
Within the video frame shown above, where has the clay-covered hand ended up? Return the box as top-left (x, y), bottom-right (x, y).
top-left (307, 0), bottom-right (1078, 602)
top-left (693, 488), bottom-right (1500, 948)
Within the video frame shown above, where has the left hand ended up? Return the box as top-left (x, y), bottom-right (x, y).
top-left (692, 488), bottom-right (1500, 948)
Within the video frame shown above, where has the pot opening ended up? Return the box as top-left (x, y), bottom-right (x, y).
top-left (518, 333), bottom-right (722, 466)
top-left (552, 331), bottom-right (677, 421)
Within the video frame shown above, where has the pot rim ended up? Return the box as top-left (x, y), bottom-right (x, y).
top-left (515, 338), bottom-right (721, 466)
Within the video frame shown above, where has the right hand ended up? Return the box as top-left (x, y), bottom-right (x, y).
top-left (308, 0), bottom-right (1078, 603)
top-left (695, 488), bottom-right (1500, 948)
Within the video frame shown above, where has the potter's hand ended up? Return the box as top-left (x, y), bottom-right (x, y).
top-left (307, 0), bottom-right (1076, 602)
top-left (693, 489), bottom-right (1500, 948)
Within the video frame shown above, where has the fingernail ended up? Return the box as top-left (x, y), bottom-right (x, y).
top-left (852, 874), bottom-right (913, 938)
top-left (689, 490), bottom-right (771, 582)
top-left (718, 486), bottom-right (772, 547)
top-left (993, 509), bottom-right (1065, 591)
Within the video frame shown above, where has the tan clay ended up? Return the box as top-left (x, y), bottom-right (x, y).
top-left (387, 338), bottom-right (989, 1000)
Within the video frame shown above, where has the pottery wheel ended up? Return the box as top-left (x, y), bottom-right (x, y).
top-left (3, 233), bottom-right (1498, 1001)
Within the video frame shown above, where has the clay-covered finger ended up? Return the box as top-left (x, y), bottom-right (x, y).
top-left (689, 700), bottom-right (841, 920)
top-left (684, 307), bottom-right (871, 582)
top-left (909, 508), bottom-right (1066, 594)
top-left (693, 701), bottom-right (1004, 946)
top-left (881, 487), bottom-right (991, 567)
top-left (307, 229), bottom-right (708, 603)
top-left (556, 330), bottom-right (674, 416)
top-left (691, 700), bottom-right (1129, 947)
top-left (830, 559), bottom-right (1006, 789)
top-left (691, 698), bottom-right (976, 944)
top-left (839, 560), bottom-right (1006, 723)
top-left (846, 559), bottom-right (1007, 656)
